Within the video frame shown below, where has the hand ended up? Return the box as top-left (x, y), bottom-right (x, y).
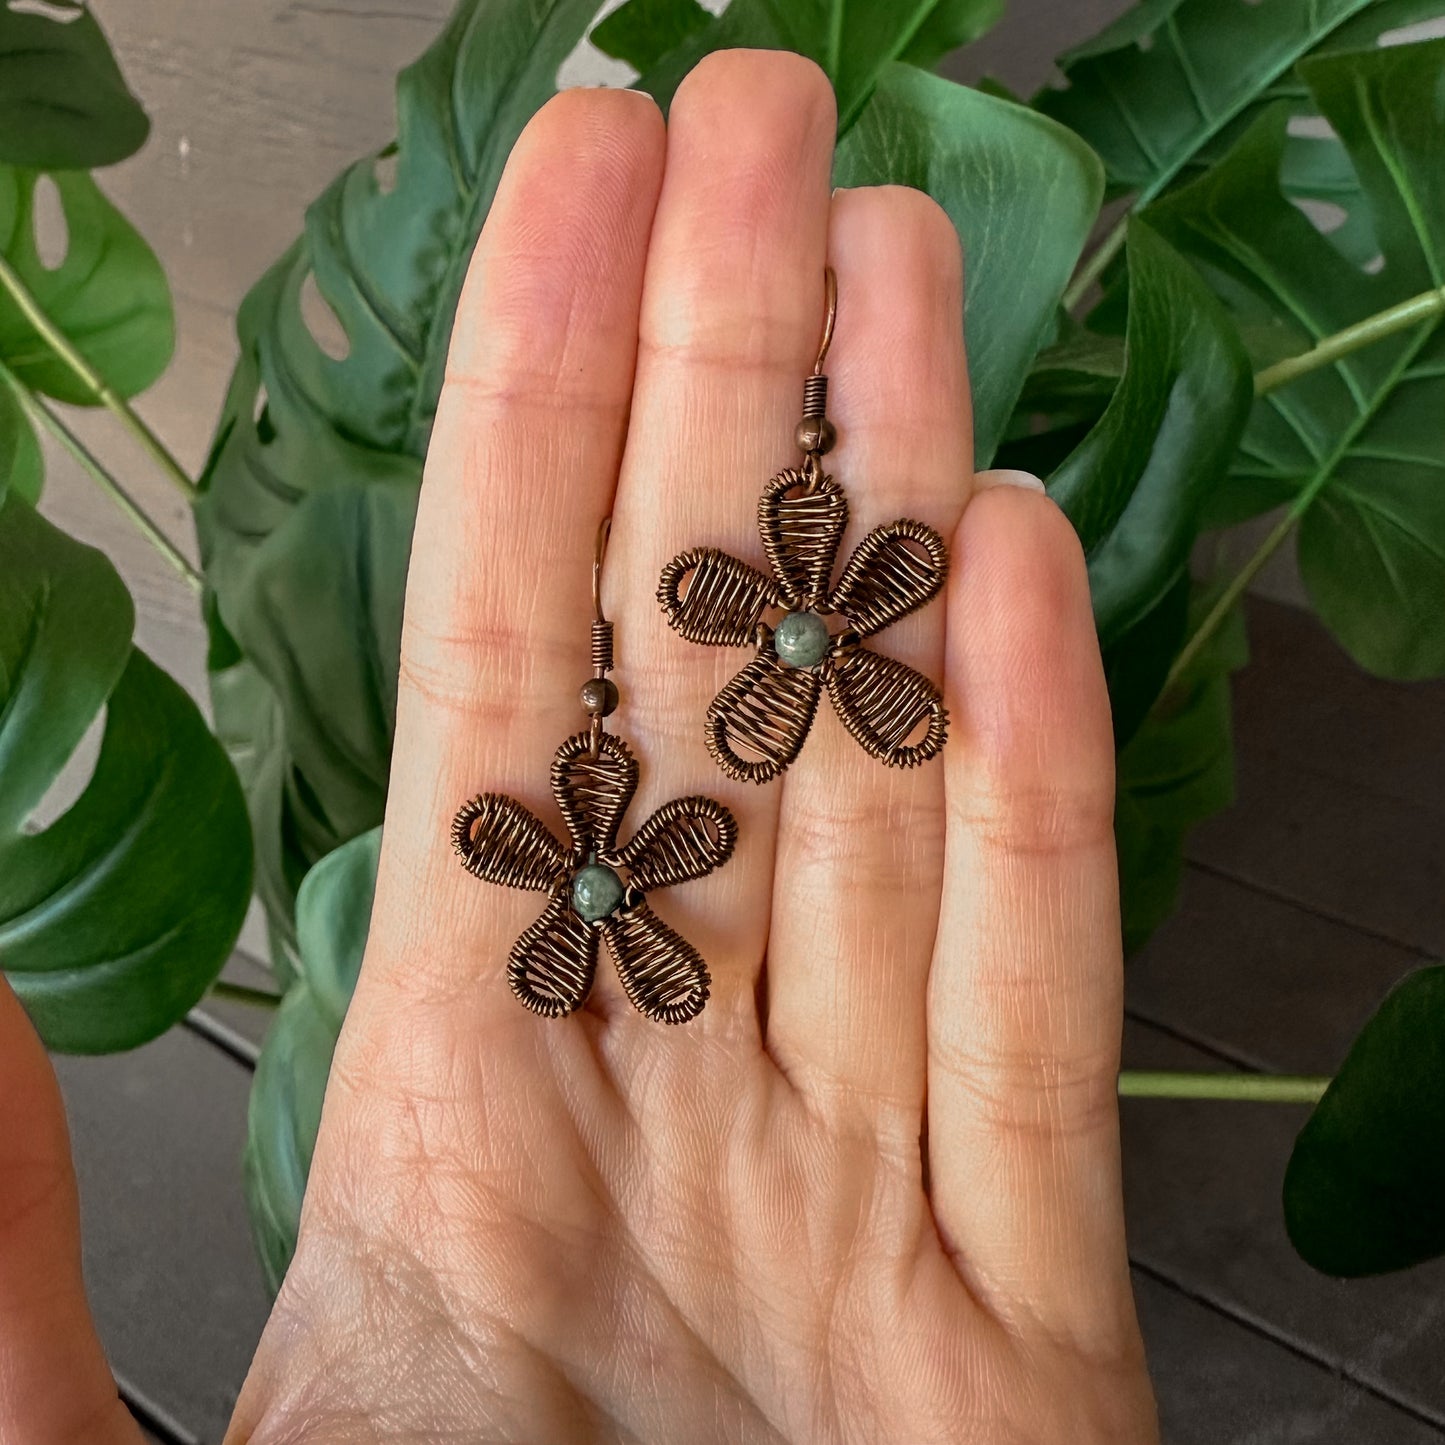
top-left (225, 51), bottom-right (1154, 1443)
top-left (0, 48), bottom-right (1156, 1445)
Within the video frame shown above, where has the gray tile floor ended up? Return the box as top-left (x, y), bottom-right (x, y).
top-left (54, 596), bottom-right (1444, 1442)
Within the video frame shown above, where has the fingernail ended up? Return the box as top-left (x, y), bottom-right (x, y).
top-left (974, 468), bottom-right (1047, 494)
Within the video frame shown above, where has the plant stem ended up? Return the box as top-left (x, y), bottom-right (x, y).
top-left (1063, 216), bottom-right (1127, 313)
top-left (0, 251), bottom-right (195, 498)
top-left (209, 979), bottom-right (283, 1009)
top-left (1119, 1071), bottom-right (1330, 1103)
top-left (1162, 284), bottom-right (1445, 692)
top-left (1, 364), bottom-right (203, 593)
top-left (1254, 285), bottom-right (1445, 396)
top-left (1164, 504), bottom-right (1298, 689)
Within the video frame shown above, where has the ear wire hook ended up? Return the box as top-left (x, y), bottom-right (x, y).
top-left (799, 269), bottom-right (838, 493)
top-left (585, 517), bottom-right (617, 756)
top-left (593, 515), bottom-right (612, 624)
top-left (813, 266), bottom-right (837, 375)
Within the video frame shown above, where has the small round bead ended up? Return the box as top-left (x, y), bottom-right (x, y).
top-left (580, 677), bottom-right (619, 716)
top-left (572, 863), bottom-right (624, 922)
top-left (794, 416), bottom-right (836, 455)
top-left (773, 609), bottom-right (831, 669)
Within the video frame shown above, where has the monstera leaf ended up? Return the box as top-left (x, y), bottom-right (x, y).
top-left (1036, 0), bottom-right (1445, 213)
top-left (1048, 220), bottom-right (1251, 650)
top-left (0, 382), bottom-right (41, 504)
top-left (1148, 39), bottom-right (1445, 679)
top-left (0, 0), bottom-right (149, 170)
top-left (1113, 593), bottom-right (1246, 954)
top-left (0, 387), bottom-right (41, 503)
top-left (0, 492), bottom-right (251, 1053)
top-left (245, 827), bottom-right (380, 1293)
top-left (833, 64), bottom-right (1103, 463)
top-left (613, 0), bottom-right (1005, 127)
top-left (0, 165), bottom-right (174, 405)
top-left (1285, 965), bottom-right (1445, 1276)
top-left (591, 0), bottom-right (711, 69)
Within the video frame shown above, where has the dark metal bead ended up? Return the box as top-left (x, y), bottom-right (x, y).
top-left (795, 415), bottom-right (836, 455)
top-left (580, 677), bottom-right (619, 716)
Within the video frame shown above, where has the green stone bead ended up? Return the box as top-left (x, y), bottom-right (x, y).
top-left (773, 609), bottom-right (830, 669)
top-left (572, 863), bottom-right (624, 922)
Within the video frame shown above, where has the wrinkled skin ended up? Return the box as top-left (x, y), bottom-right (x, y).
top-left (0, 51), bottom-right (1157, 1445)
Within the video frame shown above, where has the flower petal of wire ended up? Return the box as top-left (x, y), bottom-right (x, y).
top-left (508, 887), bottom-right (599, 1017)
top-left (758, 468), bottom-right (848, 606)
top-left (451, 794), bottom-right (566, 890)
top-left (618, 796), bottom-right (739, 892)
top-left (603, 900), bottom-right (710, 1024)
top-left (551, 730), bottom-right (639, 856)
top-left (705, 651), bottom-right (822, 784)
top-left (830, 519), bottom-right (948, 637)
top-left (826, 645), bottom-right (948, 768)
top-left (658, 547), bottom-right (783, 646)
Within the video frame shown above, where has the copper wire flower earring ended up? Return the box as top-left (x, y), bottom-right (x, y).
top-left (452, 521), bottom-right (738, 1024)
top-left (657, 269), bottom-right (950, 784)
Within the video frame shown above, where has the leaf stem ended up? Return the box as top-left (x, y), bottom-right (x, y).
top-left (0, 363), bottom-right (202, 593)
top-left (1063, 215), bottom-right (1127, 313)
top-left (1254, 285), bottom-right (1445, 396)
top-left (1119, 1070), bottom-right (1329, 1103)
top-left (0, 251), bottom-right (195, 498)
top-left (1163, 285), bottom-right (1445, 691)
top-left (1164, 505), bottom-right (1298, 689)
top-left (208, 979), bottom-right (283, 1009)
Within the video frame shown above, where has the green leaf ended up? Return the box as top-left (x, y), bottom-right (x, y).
top-left (0, 167), bottom-right (174, 404)
top-left (244, 980), bottom-right (336, 1295)
top-left (834, 65), bottom-right (1104, 464)
top-left (245, 827), bottom-right (381, 1292)
top-left (1102, 568), bottom-right (1190, 750)
top-left (628, 0), bottom-right (1006, 130)
top-left (215, 483), bottom-right (414, 947)
top-left (0, 382), bottom-right (45, 506)
top-left (1148, 41), bottom-right (1445, 679)
top-left (1021, 328), bottom-right (1125, 412)
top-left (1048, 221), bottom-right (1252, 647)
top-left (209, 654), bottom-right (305, 976)
top-left (1113, 595), bottom-right (1245, 953)
top-left (0, 2), bottom-right (149, 169)
top-left (1034, 0), bottom-right (1438, 210)
top-left (0, 493), bottom-right (251, 1053)
top-left (591, 0), bottom-right (710, 70)
top-left (1286, 965), bottom-right (1445, 1276)
top-left (0, 378), bottom-right (14, 488)
top-left (897, 0), bottom-right (1005, 69)
top-left (6, 405), bottom-right (42, 503)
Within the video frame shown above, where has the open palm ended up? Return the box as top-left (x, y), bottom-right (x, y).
top-left (0, 50), bottom-right (1155, 1445)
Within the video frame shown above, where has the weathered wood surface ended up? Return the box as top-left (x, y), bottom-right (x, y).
top-left (1189, 600), bottom-right (1445, 956)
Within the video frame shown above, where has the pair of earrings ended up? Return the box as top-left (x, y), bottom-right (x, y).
top-left (451, 273), bottom-right (950, 1023)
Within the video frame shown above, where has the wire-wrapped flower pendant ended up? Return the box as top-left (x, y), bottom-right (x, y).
top-left (452, 731), bottom-right (737, 1023)
top-left (658, 466), bottom-right (949, 784)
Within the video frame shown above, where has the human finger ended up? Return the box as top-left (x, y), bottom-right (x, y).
top-left (926, 481), bottom-right (1135, 1346)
